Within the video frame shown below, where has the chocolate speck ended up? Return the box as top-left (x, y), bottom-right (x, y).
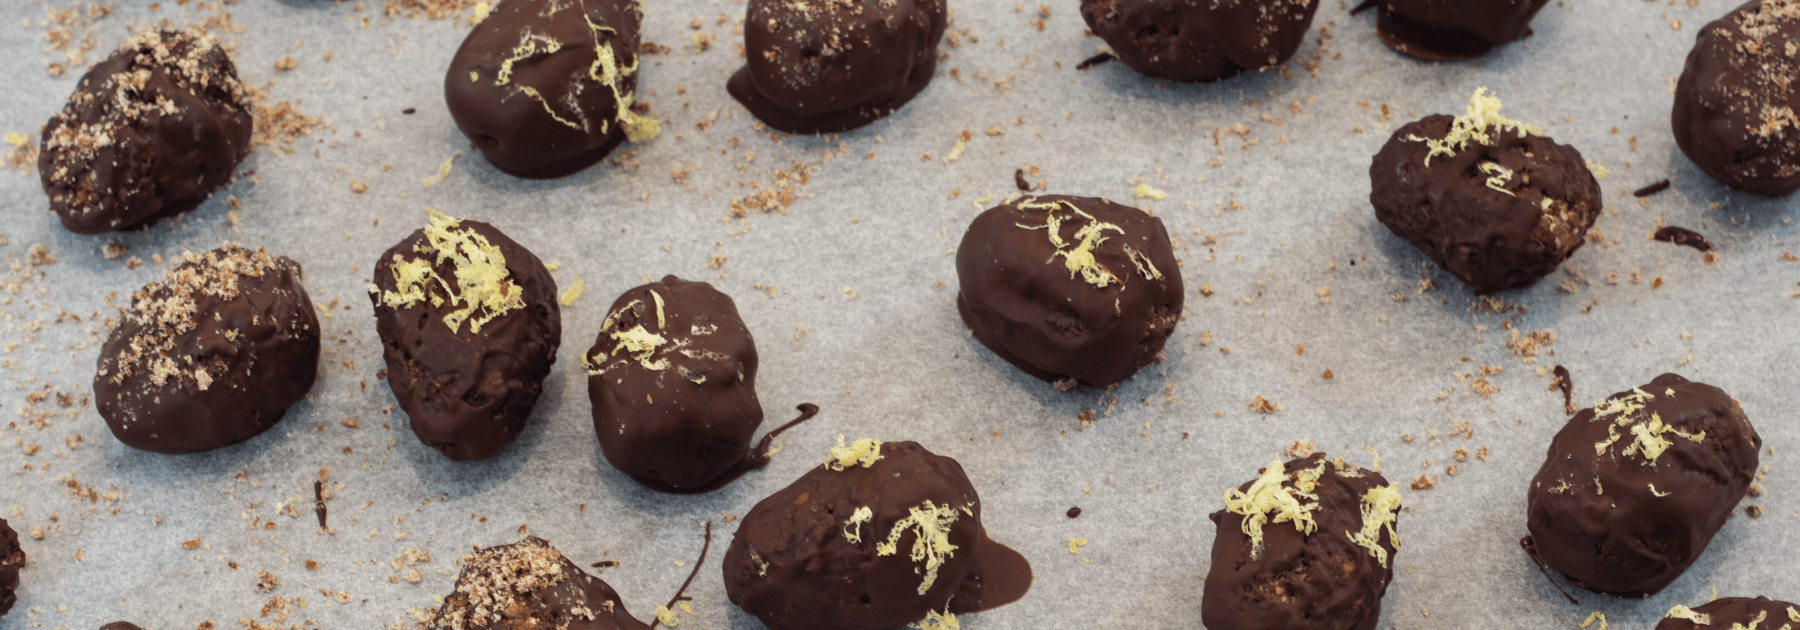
top-left (1653, 226), bottom-right (1713, 252)
top-left (1066, 506), bottom-right (1082, 518)
top-left (1015, 168), bottom-right (1031, 192)
top-left (1632, 179), bottom-right (1671, 197)
top-left (313, 480), bottom-right (327, 529)
top-left (1075, 52), bottom-right (1115, 70)
top-left (402, 107), bottom-right (416, 115)
top-left (1552, 365), bottom-right (1573, 413)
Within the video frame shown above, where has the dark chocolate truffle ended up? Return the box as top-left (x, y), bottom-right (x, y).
top-left (1370, 89), bottom-right (1603, 294)
top-left (0, 518), bottom-right (20, 616)
top-left (1524, 373), bottom-right (1762, 597)
top-left (1366, 0), bottom-right (1549, 60)
top-left (727, 0), bottom-right (946, 134)
top-left (587, 276), bottom-right (809, 493)
top-left (39, 27), bottom-right (252, 234)
top-left (1671, 0), bottom-right (1800, 197)
top-left (1656, 597), bottom-right (1800, 630)
top-left (96, 245), bottom-right (320, 454)
top-left (369, 211), bottom-right (561, 462)
top-left (445, 0), bottom-right (660, 179)
top-left (1202, 453), bottom-right (1402, 630)
top-left (427, 537), bottom-right (649, 630)
top-left (1079, 0), bottom-right (1321, 83)
top-left (723, 439), bottom-right (1032, 630)
top-left (955, 194), bottom-right (1183, 389)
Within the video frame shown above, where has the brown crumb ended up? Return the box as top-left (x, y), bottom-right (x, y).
top-left (1746, 505), bottom-right (1763, 517)
top-left (1321, 369), bottom-right (1334, 380)
top-left (274, 56), bottom-right (295, 71)
top-left (1284, 439), bottom-right (1315, 457)
top-left (304, 559), bottom-right (318, 570)
top-left (1248, 395), bottom-right (1280, 414)
top-left (1748, 482), bottom-right (1764, 497)
top-left (180, 537), bottom-right (202, 550)
top-left (256, 569), bottom-right (278, 592)
top-left (1410, 475), bottom-right (1436, 490)
top-left (349, 180), bottom-right (368, 194)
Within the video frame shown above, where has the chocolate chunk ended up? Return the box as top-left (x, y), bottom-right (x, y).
top-left (1656, 596), bottom-right (1800, 629)
top-left (1653, 226), bottom-right (1713, 252)
top-left (1366, 0), bottom-right (1548, 60)
top-left (1079, 0), bottom-right (1320, 83)
top-left (428, 537), bottom-right (649, 630)
top-left (1370, 89), bottom-right (1602, 294)
top-left (1633, 179), bottom-right (1672, 197)
top-left (1015, 168), bottom-right (1032, 192)
top-left (369, 212), bottom-right (561, 461)
top-left (1524, 374), bottom-right (1761, 597)
top-left (39, 27), bottom-right (252, 234)
top-left (445, 0), bottom-right (658, 179)
top-left (1066, 506), bottom-right (1082, 519)
top-left (723, 440), bottom-right (1032, 630)
top-left (588, 276), bottom-right (815, 492)
top-left (0, 519), bottom-right (20, 616)
top-left (96, 246), bottom-right (319, 454)
top-left (1672, 0), bottom-right (1800, 197)
top-left (955, 194), bottom-right (1183, 388)
top-left (1203, 453), bottom-right (1402, 630)
top-left (1552, 365), bottom-right (1573, 412)
top-left (727, 0), bottom-right (946, 134)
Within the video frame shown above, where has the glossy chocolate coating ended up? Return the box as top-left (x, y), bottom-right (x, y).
top-left (1671, 0), bottom-right (1800, 197)
top-left (0, 518), bottom-right (20, 616)
top-left (956, 194), bottom-right (1183, 388)
top-left (588, 276), bottom-right (773, 492)
top-left (1654, 596), bottom-right (1800, 630)
top-left (96, 246), bottom-right (319, 454)
top-left (429, 537), bottom-right (648, 630)
top-left (370, 219), bottom-right (561, 462)
top-left (1370, 0), bottom-right (1549, 60)
top-left (445, 0), bottom-right (650, 179)
top-left (723, 441), bottom-right (1033, 630)
top-left (728, 0), bottom-right (946, 134)
top-left (1371, 113), bottom-right (1601, 294)
top-left (39, 27), bottom-right (252, 234)
top-left (1079, 0), bottom-right (1320, 83)
top-left (1202, 454), bottom-right (1400, 630)
top-left (1524, 374), bottom-right (1762, 597)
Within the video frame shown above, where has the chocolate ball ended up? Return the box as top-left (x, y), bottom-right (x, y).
top-left (1202, 453), bottom-right (1402, 630)
top-left (955, 194), bottom-right (1183, 389)
top-left (445, 0), bottom-right (659, 179)
top-left (428, 537), bottom-right (649, 630)
top-left (0, 518), bottom-right (21, 616)
top-left (1079, 0), bottom-right (1321, 83)
top-left (39, 27), bottom-right (252, 234)
top-left (369, 212), bottom-right (561, 462)
top-left (588, 276), bottom-right (785, 493)
top-left (1370, 89), bottom-right (1602, 294)
top-left (727, 0), bottom-right (946, 134)
top-left (1671, 0), bottom-right (1800, 197)
top-left (723, 440), bottom-right (1032, 630)
top-left (1655, 597), bottom-right (1800, 630)
top-left (1524, 374), bottom-right (1762, 597)
top-left (1367, 0), bottom-right (1549, 60)
top-left (96, 245), bottom-right (320, 454)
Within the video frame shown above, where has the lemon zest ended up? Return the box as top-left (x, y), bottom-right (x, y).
top-left (1223, 459), bottom-right (1326, 558)
top-left (1666, 604), bottom-right (1711, 625)
top-left (1134, 183), bottom-right (1167, 200)
top-left (377, 209), bottom-right (522, 334)
top-left (422, 153), bottom-right (460, 187)
top-left (1406, 87), bottom-right (1542, 166)
top-left (875, 500), bottom-right (963, 595)
top-left (1480, 162), bottom-right (1516, 195)
top-left (1581, 611), bottom-right (1608, 630)
top-left (609, 325), bottom-right (668, 370)
top-left (1347, 484), bottom-right (1403, 567)
top-left (825, 436), bottom-right (883, 471)
top-left (559, 277), bottom-right (585, 306)
top-left (843, 506), bottom-right (873, 543)
top-left (912, 607), bottom-right (960, 630)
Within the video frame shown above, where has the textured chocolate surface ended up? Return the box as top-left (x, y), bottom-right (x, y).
top-left (588, 276), bottom-right (809, 493)
top-left (428, 537), bottom-right (648, 630)
top-left (727, 0), bottom-right (946, 134)
top-left (0, 518), bottom-right (20, 617)
top-left (370, 213), bottom-right (561, 461)
top-left (1202, 454), bottom-right (1402, 630)
top-left (96, 245), bottom-right (319, 454)
top-left (1079, 0), bottom-right (1321, 83)
top-left (1370, 91), bottom-right (1602, 294)
top-left (445, 0), bottom-right (658, 179)
top-left (1653, 596), bottom-right (1800, 629)
top-left (1524, 374), bottom-right (1762, 598)
top-left (1671, 0), bottom-right (1800, 197)
top-left (1368, 0), bottom-right (1549, 60)
top-left (956, 194), bottom-right (1183, 389)
top-left (38, 27), bottom-right (252, 234)
top-left (723, 440), bottom-right (1032, 630)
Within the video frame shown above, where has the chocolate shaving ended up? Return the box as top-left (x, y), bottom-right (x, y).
top-left (313, 480), bottom-right (328, 529)
top-left (648, 521), bottom-right (712, 630)
top-left (1552, 365), bottom-right (1573, 414)
top-left (1075, 52), bottom-right (1115, 70)
top-left (1066, 506), bottom-right (1082, 518)
top-left (1653, 226), bottom-right (1713, 252)
top-left (589, 560), bottom-right (619, 569)
top-left (1632, 179), bottom-right (1671, 197)
top-left (1015, 168), bottom-right (1031, 192)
